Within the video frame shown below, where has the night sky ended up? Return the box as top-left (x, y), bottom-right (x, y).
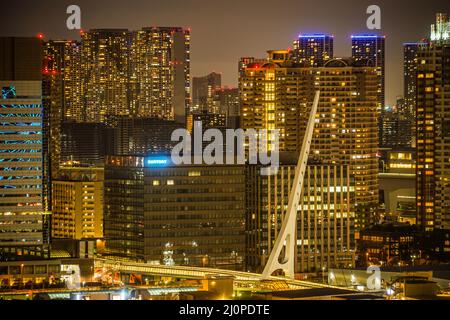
top-left (2, 0), bottom-right (450, 105)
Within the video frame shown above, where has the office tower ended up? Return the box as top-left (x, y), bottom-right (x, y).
top-left (213, 87), bottom-right (240, 129)
top-left (0, 37), bottom-right (49, 260)
top-left (107, 117), bottom-right (181, 156)
top-left (292, 34), bottom-right (334, 66)
top-left (404, 42), bottom-right (428, 118)
top-left (60, 122), bottom-right (107, 166)
top-left (82, 29), bottom-right (131, 123)
top-left (192, 72), bottom-right (221, 112)
top-left (104, 156), bottom-right (246, 269)
top-left (131, 27), bottom-right (191, 122)
top-left (416, 13), bottom-right (450, 231)
top-left (240, 54), bottom-right (379, 230)
top-left (52, 166), bottom-right (104, 240)
top-left (246, 154), bottom-right (355, 273)
top-left (351, 35), bottom-right (385, 109)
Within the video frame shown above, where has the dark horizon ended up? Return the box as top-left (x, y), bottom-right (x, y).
top-left (2, 0), bottom-right (450, 105)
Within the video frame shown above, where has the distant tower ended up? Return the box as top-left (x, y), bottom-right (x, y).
top-left (192, 72), bottom-right (221, 112)
top-left (403, 42), bottom-right (428, 118)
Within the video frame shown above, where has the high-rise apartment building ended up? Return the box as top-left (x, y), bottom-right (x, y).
top-left (404, 42), bottom-right (428, 117)
top-left (416, 13), bottom-right (450, 231)
top-left (42, 40), bottom-right (83, 213)
top-left (52, 166), bottom-right (104, 240)
top-left (192, 72), bottom-right (221, 112)
top-left (82, 29), bottom-right (131, 123)
top-left (292, 34), bottom-right (334, 67)
top-left (103, 156), bottom-right (246, 269)
top-left (0, 37), bottom-right (49, 260)
top-left (246, 155), bottom-right (355, 273)
top-left (45, 27), bottom-right (190, 124)
top-left (351, 35), bottom-right (385, 109)
top-left (240, 54), bottom-right (379, 230)
top-left (131, 27), bottom-right (191, 122)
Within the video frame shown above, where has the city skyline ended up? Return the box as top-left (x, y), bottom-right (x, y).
top-left (1, 1), bottom-right (450, 303)
top-left (2, 0), bottom-right (450, 105)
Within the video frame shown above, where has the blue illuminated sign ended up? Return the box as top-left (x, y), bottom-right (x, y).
top-left (145, 156), bottom-right (171, 167)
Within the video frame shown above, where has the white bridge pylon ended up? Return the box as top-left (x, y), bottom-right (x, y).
top-left (262, 91), bottom-right (320, 279)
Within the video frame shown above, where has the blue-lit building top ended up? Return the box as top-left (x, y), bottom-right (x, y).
top-left (292, 33), bottom-right (334, 67)
top-left (351, 34), bottom-right (385, 108)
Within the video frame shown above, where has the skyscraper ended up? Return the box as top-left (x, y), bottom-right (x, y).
top-left (131, 27), bottom-right (190, 122)
top-left (404, 42), bottom-right (428, 118)
top-left (42, 40), bottom-right (83, 210)
top-left (0, 37), bottom-right (49, 260)
top-left (82, 29), bottom-right (131, 123)
top-left (192, 72), bottom-right (221, 112)
top-left (292, 34), bottom-right (334, 66)
top-left (416, 13), bottom-right (450, 232)
top-left (351, 35), bottom-right (385, 109)
top-left (240, 53), bottom-right (379, 230)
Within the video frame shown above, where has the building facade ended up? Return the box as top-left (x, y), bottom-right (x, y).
top-left (82, 29), bottom-right (131, 123)
top-left (240, 54), bottom-right (379, 230)
top-left (292, 34), bottom-right (334, 67)
top-left (52, 166), bottom-right (104, 240)
top-left (131, 27), bottom-right (190, 122)
top-left (404, 42), bottom-right (428, 118)
top-left (246, 155), bottom-right (355, 273)
top-left (416, 14), bottom-right (450, 232)
top-left (103, 156), bottom-right (246, 270)
top-left (192, 72), bottom-right (221, 112)
top-left (0, 37), bottom-right (49, 260)
top-left (351, 34), bottom-right (385, 109)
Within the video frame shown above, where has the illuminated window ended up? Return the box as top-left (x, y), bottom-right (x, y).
top-left (167, 180), bottom-right (174, 185)
top-left (152, 180), bottom-right (160, 186)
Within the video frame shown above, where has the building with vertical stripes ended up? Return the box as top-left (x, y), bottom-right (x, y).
top-left (245, 154), bottom-right (355, 273)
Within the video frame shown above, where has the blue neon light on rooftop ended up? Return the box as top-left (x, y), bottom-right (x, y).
top-left (298, 34), bottom-right (329, 38)
top-left (351, 34), bottom-right (384, 38)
